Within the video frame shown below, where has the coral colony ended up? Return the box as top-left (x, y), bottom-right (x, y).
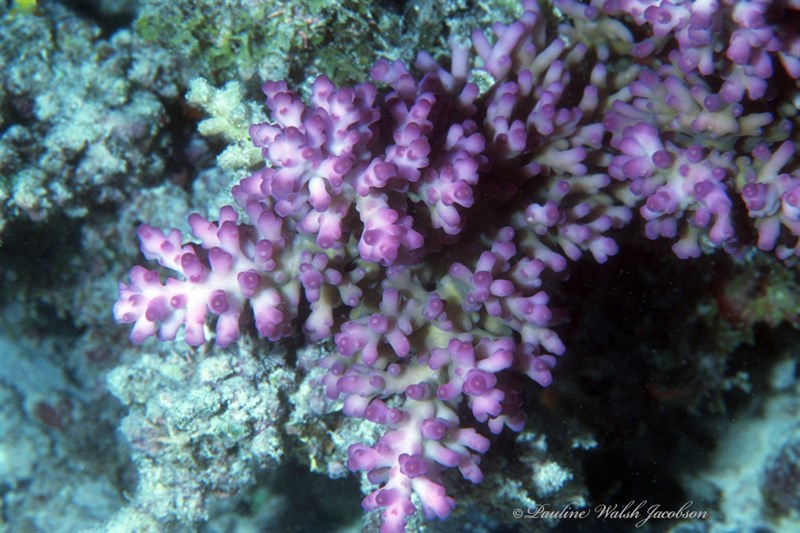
top-left (114, 1), bottom-right (799, 531)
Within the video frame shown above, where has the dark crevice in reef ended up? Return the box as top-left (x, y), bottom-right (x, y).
top-left (257, 461), bottom-right (363, 532)
top-left (58, 0), bottom-right (137, 37)
top-left (0, 216), bottom-right (85, 338)
top-left (157, 94), bottom-right (211, 193)
top-left (552, 235), bottom-right (697, 528)
top-left (546, 224), bottom-right (797, 532)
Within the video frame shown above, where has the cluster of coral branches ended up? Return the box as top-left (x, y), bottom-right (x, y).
top-left (114, 1), bottom-right (799, 531)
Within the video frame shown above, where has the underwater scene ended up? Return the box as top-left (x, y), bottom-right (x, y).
top-left (1, 1), bottom-right (799, 532)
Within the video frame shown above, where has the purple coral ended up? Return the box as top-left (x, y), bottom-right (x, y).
top-left (114, 203), bottom-right (298, 346)
top-left (114, 0), bottom-right (799, 531)
top-left (608, 0), bottom-right (800, 101)
top-left (738, 141), bottom-right (800, 260)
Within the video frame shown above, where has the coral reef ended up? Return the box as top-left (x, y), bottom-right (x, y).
top-left (0, 1), bottom-right (179, 234)
top-left (0, 1), bottom-right (798, 533)
top-left (133, 0), bottom-right (522, 91)
top-left (679, 356), bottom-right (800, 532)
top-left (0, 333), bottom-right (123, 532)
top-left (112, 1), bottom-right (799, 531)
top-left (105, 339), bottom-right (291, 526)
